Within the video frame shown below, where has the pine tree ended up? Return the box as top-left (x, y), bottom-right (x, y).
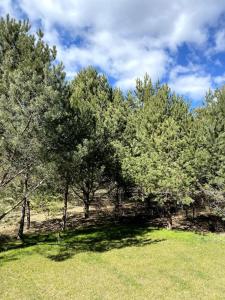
top-left (119, 76), bottom-right (195, 227)
top-left (70, 67), bottom-right (114, 218)
top-left (0, 16), bottom-right (66, 238)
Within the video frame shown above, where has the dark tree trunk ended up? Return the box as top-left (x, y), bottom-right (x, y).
top-left (174, 203), bottom-right (178, 214)
top-left (26, 200), bottom-right (31, 230)
top-left (62, 183), bottom-right (69, 230)
top-left (83, 192), bottom-right (90, 219)
top-left (185, 207), bottom-right (188, 218)
top-left (114, 186), bottom-right (121, 217)
top-left (17, 196), bottom-right (27, 239)
top-left (17, 174), bottom-right (28, 240)
top-left (166, 208), bottom-right (172, 230)
top-left (144, 198), bottom-right (151, 211)
top-left (192, 205), bottom-right (195, 219)
top-left (84, 201), bottom-right (89, 219)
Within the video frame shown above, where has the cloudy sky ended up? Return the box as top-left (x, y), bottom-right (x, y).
top-left (1, 0), bottom-right (225, 105)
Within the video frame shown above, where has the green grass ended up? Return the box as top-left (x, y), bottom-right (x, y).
top-left (1, 225), bottom-right (225, 299)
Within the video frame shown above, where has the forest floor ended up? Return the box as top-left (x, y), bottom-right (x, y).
top-left (0, 202), bottom-right (224, 237)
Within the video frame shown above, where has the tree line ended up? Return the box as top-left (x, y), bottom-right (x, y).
top-left (1, 16), bottom-right (225, 238)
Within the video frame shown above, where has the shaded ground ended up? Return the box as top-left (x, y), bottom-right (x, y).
top-left (1, 203), bottom-right (225, 299)
top-left (1, 202), bottom-right (225, 241)
top-left (1, 225), bottom-right (225, 299)
top-left (0, 224), bottom-right (165, 261)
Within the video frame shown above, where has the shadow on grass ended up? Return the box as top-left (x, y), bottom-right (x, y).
top-left (0, 224), bottom-right (165, 263)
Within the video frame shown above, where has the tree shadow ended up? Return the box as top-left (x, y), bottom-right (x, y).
top-left (44, 229), bottom-right (165, 262)
top-left (172, 213), bottom-right (225, 233)
top-left (0, 224), bottom-right (165, 263)
top-left (21, 206), bottom-right (165, 235)
top-left (43, 237), bottom-right (162, 262)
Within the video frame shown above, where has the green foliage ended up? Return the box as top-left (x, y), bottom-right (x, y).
top-left (1, 14), bottom-right (225, 226)
top-left (0, 15), bottom-right (63, 188)
top-left (69, 67), bottom-right (114, 200)
top-left (118, 77), bottom-right (195, 207)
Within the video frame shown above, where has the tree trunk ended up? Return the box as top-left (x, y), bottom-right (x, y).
top-left (17, 173), bottom-right (28, 240)
top-left (144, 198), bottom-right (151, 211)
top-left (185, 207), bottom-right (188, 218)
top-left (114, 186), bottom-right (121, 217)
top-left (192, 205), bottom-right (195, 219)
top-left (84, 201), bottom-right (90, 219)
top-left (83, 192), bottom-right (90, 219)
top-left (62, 183), bottom-right (69, 230)
top-left (26, 200), bottom-right (31, 230)
top-left (166, 209), bottom-right (172, 230)
top-left (0, 199), bottom-right (23, 221)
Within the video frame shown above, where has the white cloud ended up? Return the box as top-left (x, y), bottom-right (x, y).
top-left (18, 0), bottom-right (225, 47)
top-left (214, 73), bottom-right (225, 85)
top-left (207, 29), bottom-right (225, 56)
top-left (1, 0), bottom-right (225, 95)
top-left (0, 0), bottom-right (17, 17)
top-left (170, 74), bottom-right (212, 99)
top-left (169, 64), bottom-right (212, 99)
top-left (214, 29), bottom-right (225, 53)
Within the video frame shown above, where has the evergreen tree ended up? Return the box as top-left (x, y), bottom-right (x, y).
top-left (119, 76), bottom-right (195, 227)
top-left (0, 16), bottom-right (66, 238)
top-left (70, 67), bottom-right (114, 218)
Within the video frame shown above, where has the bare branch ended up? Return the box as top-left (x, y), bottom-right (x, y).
top-left (0, 199), bottom-right (23, 221)
top-left (0, 168), bottom-right (25, 189)
top-left (26, 178), bottom-right (45, 197)
top-left (71, 187), bottom-right (83, 200)
top-left (0, 178), bottom-right (45, 221)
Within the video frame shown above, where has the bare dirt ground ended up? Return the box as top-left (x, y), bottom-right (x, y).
top-left (1, 202), bottom-right (225, 239)
top-left (0, 204), bottom-right (98, 236)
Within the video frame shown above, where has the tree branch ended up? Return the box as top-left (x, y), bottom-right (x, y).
top-left (0, 199), bottom-right (23, 221)
top-left (0, 168), bottom-right (25, 189)
top-left (0, 178), bottom-right (45, 221)
top-left (71, 187), bottom-right (83, 200)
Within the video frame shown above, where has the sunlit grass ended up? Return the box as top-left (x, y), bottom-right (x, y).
top-left (1, 226), bottom-right (225, 299)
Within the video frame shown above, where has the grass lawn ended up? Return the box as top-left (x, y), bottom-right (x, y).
top-left (1, 225), bottom-right (225, 299)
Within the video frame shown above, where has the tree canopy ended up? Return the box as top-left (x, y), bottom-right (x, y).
top-left (1, 15), bottom-right (225, 237)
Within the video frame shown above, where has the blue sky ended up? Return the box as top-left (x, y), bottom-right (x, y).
top-left (1, 0), bottom-right (225, 106)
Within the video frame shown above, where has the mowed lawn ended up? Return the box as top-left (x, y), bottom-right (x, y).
top-left (1, 225), bottom-right (225, 300)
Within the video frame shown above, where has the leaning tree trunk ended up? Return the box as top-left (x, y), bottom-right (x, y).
top-left (17, 174), bottom-right (29, 240)
top-left (0, 199), bottom-right (23, 221)
top-left (62, 183), bottom-right (69, 230)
